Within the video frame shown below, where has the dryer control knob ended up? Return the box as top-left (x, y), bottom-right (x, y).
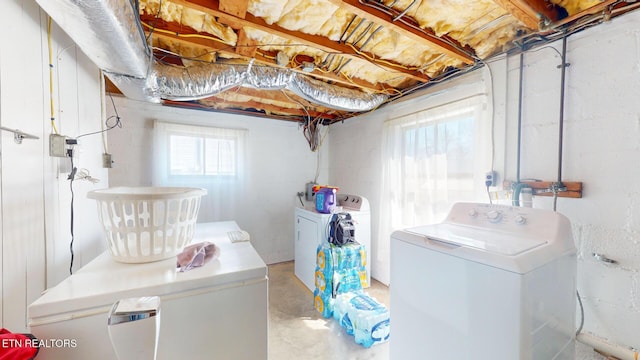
top-left (514, 215), bottom-right (527, 225)
top-left (486, 210), bottom-right (502, 223)
top-left (468, 209), bottom-right (478, 217)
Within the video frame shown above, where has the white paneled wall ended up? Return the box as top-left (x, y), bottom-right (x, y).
top-left (0, 0), bottom-right (107, 332)
top-left (329, 10), bottom-right (640, 351)
top-left (106, 98), bottom-right (329, 264)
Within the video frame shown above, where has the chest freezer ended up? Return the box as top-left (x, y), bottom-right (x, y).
top-left (28, 221), bottom-right (268, 360)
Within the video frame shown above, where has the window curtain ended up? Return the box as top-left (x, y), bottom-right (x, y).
top-left (153, 121), bottom-right (248, 223)
top-left (376, 94), bottom-right (491, 284)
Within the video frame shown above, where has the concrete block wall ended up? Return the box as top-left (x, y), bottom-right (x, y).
top-left (330, 10), bottom-right (640, 351)
top-left (106, 98), bottom-right (329, 264)
top-left (501, 13), bottom-right (640, 348)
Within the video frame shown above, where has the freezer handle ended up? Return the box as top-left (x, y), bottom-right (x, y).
top-left (108, 296), bottom-right (161, 326)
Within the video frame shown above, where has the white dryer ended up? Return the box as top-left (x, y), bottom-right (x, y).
top-left (391, 202), bottom-right (577, 360)
top-left (294, 194), bottom-right (371, 292)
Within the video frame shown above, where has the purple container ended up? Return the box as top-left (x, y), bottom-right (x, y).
top-left (316, 188), bottom-right (336, 213)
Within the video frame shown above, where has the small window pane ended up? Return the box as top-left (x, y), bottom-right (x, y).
top-left (168, 133), bottom-right (237, 177)
top-left (169, 135), bottom-right (203, 175)
top-left (204, 138), bottom-right (236, 176)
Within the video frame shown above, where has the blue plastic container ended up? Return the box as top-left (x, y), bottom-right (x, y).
top-left (316, 188), bottom-right (336, 213)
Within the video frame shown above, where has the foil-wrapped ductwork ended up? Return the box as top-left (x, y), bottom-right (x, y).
top-left (154, 62), bottom-right (246, 101)
top-left (243, 65), bottom-right (294, 90)
top-left (104, 71), bottom-right (161, 103)
top-left (287, 74), bottom-right (387, 112)
top-left (38, 0), bottom-right (387, 112)
top-left (36, 0), bottom-right (150, 78)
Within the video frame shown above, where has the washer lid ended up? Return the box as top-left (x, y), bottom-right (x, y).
top-left (405, 223), bottom-right (547, 256)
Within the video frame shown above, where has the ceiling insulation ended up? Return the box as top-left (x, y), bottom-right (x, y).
top-left (37, 0), bottom-right (640, 123)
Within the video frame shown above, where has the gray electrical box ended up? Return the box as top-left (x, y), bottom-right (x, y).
top-left (305, 182), bottom-right (317, 202)
top-left (49, 134), bottom-right (67, 157)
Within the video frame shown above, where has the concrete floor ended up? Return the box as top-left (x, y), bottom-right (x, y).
top-left (268, 261), bottom-right (608, 360)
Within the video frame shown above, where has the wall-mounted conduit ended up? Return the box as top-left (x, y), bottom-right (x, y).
top-left (553, 34), bottom-right (569, 211)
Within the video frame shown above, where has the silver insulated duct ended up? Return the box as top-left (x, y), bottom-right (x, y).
top-left (37, 0), bottom-right (388, 112)
top-left (36, 0), bottom-right (149, 78)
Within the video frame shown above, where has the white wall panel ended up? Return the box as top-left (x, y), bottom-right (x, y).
top-left (0, 0), bottom-right (47, 332)
top-left (0, 0), bottom-right (107, 332)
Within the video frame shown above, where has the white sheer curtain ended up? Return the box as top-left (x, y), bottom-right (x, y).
top-left (376, 95), bottom-right (491, 284)
top-left (153, 121), bottom-right (248, 223)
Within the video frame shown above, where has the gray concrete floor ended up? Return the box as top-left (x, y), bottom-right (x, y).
top-left (268, 261), bottom-right (607, 360)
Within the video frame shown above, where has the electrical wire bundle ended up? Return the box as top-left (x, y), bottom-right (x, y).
top-left (302, 116), bottom-right (327, 152)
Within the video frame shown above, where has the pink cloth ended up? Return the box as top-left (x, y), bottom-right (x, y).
top-left (176, 242), bottom-right (220, 272)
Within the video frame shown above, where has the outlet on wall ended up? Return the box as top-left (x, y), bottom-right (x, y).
top-left (485, 171), bottom-right (497, 187)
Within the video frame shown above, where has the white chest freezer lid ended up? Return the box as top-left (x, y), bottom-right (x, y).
top-left (405, 223), bottom-right (546, 256)
top-left (29, 221), bottom-right (267, 321)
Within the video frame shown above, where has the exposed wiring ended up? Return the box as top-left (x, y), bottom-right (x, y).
top-left (476, 57), bottom-right (496, 172)
top-left (75, 168), bottom-right (100, 183)
top-left (344, 43), bottom-right (421, 71)
top-left (357, 0), bottom-right (475, 60)
top-left (141, 20), bottom-right (233, 48)
top-left (100, 71), bottom-right (108, 153)
top-left (76, 92), bottom-right (122, 139)
top-left (314, 149), bottom-right (321, 183)
top-left (392, 0), bottom-right (418, 21)
top-left (67, 154), bottom-right (77, 275)
top-left (141, 19), bottom-right (422, 78)
top-left (47, 17), bottom-right (59, 135)
top-left (144, 0), bottom-right (163, 45)
top-left (279, 89), bottom-right (330, 149)
top-left (576, 290), bottom-right (584, 336)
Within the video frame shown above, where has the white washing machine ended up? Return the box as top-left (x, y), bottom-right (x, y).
top-left (294, 194), bottom-right (371, 292)
top-left (391, 202), bottom-right (577, 360)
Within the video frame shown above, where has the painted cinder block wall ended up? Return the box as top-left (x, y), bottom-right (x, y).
top-left (328, 11), bottom-right (640, 350)
top-left (106, 98), bottom-right (329, 265)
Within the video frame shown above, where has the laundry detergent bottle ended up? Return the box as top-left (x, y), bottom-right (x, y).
top-left (316, 187), bottom-right (337, 213)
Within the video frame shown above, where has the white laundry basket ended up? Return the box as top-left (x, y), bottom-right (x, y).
top-left (87, 187), bottom-right (207, 263)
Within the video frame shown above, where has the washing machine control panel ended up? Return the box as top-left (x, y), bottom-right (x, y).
top-left (451, 203), bottom-right (533, 228)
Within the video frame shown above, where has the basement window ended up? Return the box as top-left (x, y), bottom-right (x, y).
top-left (168, 133), bottom-right (236, 176)
top-left (382, 94), bottom-right (491, 228)
top-left (153, 121), bottom-right (246, 182)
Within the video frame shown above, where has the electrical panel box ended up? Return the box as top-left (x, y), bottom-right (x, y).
top-left (49, 134), bottom-right (67, 157)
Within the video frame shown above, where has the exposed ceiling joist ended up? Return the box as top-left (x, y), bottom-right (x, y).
top-left (547, 0), bottom-right (617, 29)
top-left (235, 29), bottom-right (258, 58)
top-left (84, 0), bottom-right (639, 123)
top-left (219, 0), bottom-right (248, 18)
top-left (163, 99), bottom-right (337, 121)
top-left (493, 0), bottom-right (565, 29)
top-left (326, 0), bottom-right (476, 65)
top-left (169, 0), bottom-right (431, 82)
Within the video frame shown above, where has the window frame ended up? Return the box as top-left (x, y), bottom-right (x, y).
top-left (166, 129), bottom-right (239, 178)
